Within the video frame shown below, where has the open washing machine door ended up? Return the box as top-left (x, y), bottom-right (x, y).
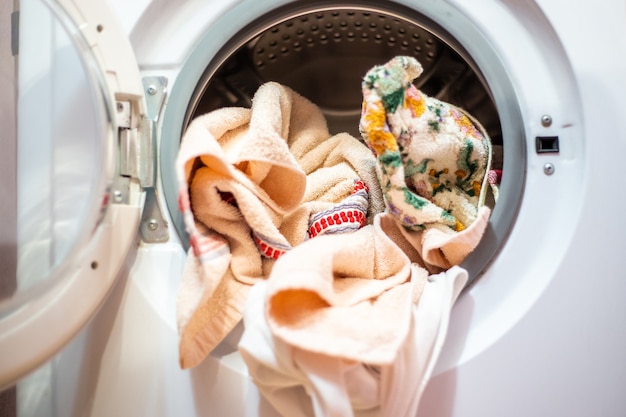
top-left (0, 0), bottom-right (155, 389)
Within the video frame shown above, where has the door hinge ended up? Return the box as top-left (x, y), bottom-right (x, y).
top-left (114, 77), bottom-right (170, 244)
top-left (139, 76), bottom-right (170, 243)
top-left (116, 100), bottom-right (154, 188)
top-left (119, 118), bottom-right (154, 188)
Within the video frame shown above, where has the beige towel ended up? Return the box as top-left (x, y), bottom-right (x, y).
top-left (242, 210), bottom-right (471, 416)
top-left (240, 245), bottom-right (468, 417)
top-left (175, 82), bottom-right (384, 368)
top-left (265, 212), bottom-right (428, 365)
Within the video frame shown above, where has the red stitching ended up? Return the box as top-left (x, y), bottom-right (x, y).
top-left (254, 234), bottom-right (287, 259)
top-left (354, 180), bottom-right (368, 193)
top-left (308, 208), bottom-right (367, 238)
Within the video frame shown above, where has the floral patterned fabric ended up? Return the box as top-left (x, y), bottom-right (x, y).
top-left (359, 56), bottom-right (492, 232)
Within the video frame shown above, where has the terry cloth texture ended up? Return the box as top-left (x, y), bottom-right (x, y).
top-left (239, 266), bottom-right (468, 417)
top-left (264, 213), bottom-right (428, 366)
top-left (175, 82), bottom-right (384, 369)
top-left (360, 56), bottom-right (493, 271)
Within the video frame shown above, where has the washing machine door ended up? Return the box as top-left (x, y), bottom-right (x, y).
top-left (0, 0), bottom-right (151, 389)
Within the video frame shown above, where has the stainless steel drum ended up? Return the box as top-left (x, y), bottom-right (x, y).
top-left (186, 8), bottom-right (503, 168)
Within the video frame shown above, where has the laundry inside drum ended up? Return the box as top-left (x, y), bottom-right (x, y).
top-left (189, 9), bottom-right (503, 172)
top-left (183, 6), bottom-right (507, 281)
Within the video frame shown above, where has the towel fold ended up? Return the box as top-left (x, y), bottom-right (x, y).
top-left (266, 213), bottom-right (427, 365)
top-left (240, 267), bottom-right (468, 417)
top-left (175, 82), bottom-right (384, 368)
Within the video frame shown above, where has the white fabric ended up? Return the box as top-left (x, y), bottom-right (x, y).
top-left (380, 265), bottom-right (467, 416)
top-left (239, 266), bottom-right (468, 417)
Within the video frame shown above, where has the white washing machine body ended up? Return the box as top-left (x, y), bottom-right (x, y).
top-left (5, 0), bottom-right (626, 416)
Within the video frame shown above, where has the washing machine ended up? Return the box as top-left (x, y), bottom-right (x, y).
top-left (1, 0), bottom-right (626, 415)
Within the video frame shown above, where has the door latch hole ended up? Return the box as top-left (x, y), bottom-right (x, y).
top-left (536, 136), bottom-right (559, 153)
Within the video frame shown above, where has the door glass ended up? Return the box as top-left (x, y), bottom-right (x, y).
top-left (0, 0), bottom-right (112, 311)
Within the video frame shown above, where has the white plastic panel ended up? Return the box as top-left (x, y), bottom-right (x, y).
top-left (0, 0), bottom-right (146, 389)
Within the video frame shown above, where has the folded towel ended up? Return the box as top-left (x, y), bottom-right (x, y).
top-left (239, 265), bottom-right (468, 417)
top-left (175, 82), bottom-right (384, 368)
top-left (359, 56), bottom-right (493, 270)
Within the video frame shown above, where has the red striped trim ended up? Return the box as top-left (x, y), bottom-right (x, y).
top-left (308, 209), bottom-right (366, 238)
top-left (254, 234), bottom-right (287, 260)
top-left (354, 179), bottom-right (368, 193)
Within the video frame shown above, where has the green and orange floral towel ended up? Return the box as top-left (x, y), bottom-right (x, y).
top-left (360, 56), bottom-right (493, 270)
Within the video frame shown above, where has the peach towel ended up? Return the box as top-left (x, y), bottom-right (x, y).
top-left (175, 82), bottom-right (384, 368)
top-left (240, 263), bottom-right (467, 417)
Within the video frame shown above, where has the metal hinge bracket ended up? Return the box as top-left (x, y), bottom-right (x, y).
top-left (138, 76), bottom-right (169, 243)
top-left (117, 100), bottom-right (153, 188)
